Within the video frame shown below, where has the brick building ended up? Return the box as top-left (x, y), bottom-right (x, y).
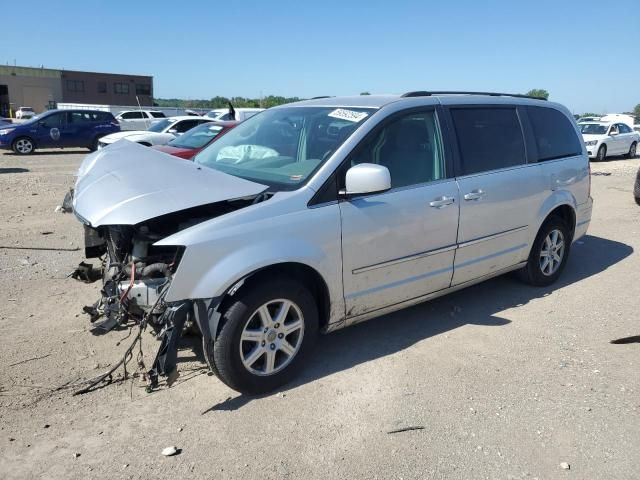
top-left (0, 65), bottom-right (153, 116)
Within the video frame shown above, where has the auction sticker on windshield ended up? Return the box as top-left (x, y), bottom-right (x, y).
top-left (328, 108), bottom-right (369, 123)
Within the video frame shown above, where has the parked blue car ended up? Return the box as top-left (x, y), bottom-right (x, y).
top-left (0, 109), bottom-right (120, 155)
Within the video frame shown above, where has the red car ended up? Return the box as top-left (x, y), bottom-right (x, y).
top-left (152, 120), bottom-right (238, 159)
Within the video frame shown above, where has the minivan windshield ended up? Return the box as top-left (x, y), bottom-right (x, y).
top-left (579, 123), bottom-right (608, 135)
top-left (194, 106), bottom-right (374, 190)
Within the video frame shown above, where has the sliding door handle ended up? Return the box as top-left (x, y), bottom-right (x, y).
top-left (463, 189), bottom-right (485, 201)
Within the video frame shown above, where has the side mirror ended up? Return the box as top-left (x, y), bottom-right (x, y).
top-left (167, 128), bottom-right (178, 134)
top-left (341, 163), bottom-right (391, 196)
top-left (609, 131), bottom-right (618, 136)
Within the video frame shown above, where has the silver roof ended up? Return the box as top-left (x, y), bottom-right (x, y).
top-left (281, 93), bottom-right (555, 110)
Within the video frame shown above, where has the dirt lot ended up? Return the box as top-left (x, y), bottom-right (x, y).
top-left (0, 149), bottom-right (638, 480)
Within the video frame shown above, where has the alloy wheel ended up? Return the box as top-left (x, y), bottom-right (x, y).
top-left (239, 299), bottom-right (305, 376)
top-left (539, 229), bottom-right (565, 276)
top-left (15, 139), bottom-right (33, 154)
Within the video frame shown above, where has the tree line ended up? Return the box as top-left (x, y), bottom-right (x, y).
top-left (154, 95), bottom-right (303, 109)
top-left (155, 90), bottom-right (639, 121)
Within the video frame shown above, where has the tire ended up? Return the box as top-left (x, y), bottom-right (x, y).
top-left (210, 277), bottom-right (319, 394)
top-left (12, 137), bottom-right (35, 155)
top-left (518, 216), bottom-right (571, 287)
top-left (634, 167), bottom-right (640, 206)
top-left (89, 135), bottom-right (103, 152)
top-left (596, 144), bottom-right (607, 162)
top-left (627, 142), bottom-right (637, 159)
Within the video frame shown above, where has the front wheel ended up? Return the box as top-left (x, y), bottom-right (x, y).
top-left (627, 142), bottom-right (637, 159)
top-left (596, 144), bottom-right (607, 162)
top-left (518, 216), bottom-right (571, 287)
top-left (210, 277), bottom-right (319, 394)
top-left (12, 137), bottom-right (35, 155)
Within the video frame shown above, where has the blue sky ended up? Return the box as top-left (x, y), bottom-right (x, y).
top-left (4, 0), bottom-right (639, 113)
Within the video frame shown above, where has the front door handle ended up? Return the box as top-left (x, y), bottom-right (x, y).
top-left (463, 189), bottom-right (485, 201)
top-left (429, 196), bottom-right (455, 208)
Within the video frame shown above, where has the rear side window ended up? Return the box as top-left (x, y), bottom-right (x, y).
top-left (451, 108), bottom-right (526, 175)
top-left (150, 112), bottom-right (166, 118)
top-left (528, 106), bottom-right (582, 161)
top-left (68, 112), bottom-right (91, 124)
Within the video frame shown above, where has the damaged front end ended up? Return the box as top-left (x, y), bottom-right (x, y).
top-left (71, 142), bottom-right (269, 390)
top-left (76, 197), bottom-right (263, 389)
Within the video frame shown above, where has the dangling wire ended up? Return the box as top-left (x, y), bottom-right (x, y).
top-left (74, 278), bottom-right (171, 395)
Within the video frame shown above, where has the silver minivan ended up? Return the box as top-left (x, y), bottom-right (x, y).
top-left (73, 92), bottom-right (593, 394)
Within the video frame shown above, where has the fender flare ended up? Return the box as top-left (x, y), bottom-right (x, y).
top-left (165, 238), bottom-right (334, 303)
top-left (530, 191), bottom-right (577, 246)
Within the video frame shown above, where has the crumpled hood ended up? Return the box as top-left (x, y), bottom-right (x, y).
top-left (73, 141), bottom-right (267, 227)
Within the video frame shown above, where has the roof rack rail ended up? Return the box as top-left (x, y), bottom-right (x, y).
top-left (401, 91), bottom-right (547, 101)
top-left (310, 96), bottom-right (333, 99)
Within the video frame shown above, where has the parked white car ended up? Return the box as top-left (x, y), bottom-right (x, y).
top-left (205, 108), bottom-right (264, 121)
top-left (115, 110), bottom-right (166, 131)
top-left (580, 122), bottom-right (639, 161)
top-left (15, 107), bottom-right (36, 120)
top-left (98, 116), bottom-right (211, 149)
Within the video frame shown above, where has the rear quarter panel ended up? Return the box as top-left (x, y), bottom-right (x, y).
top-left (533, 155), bottom-right (590, 245)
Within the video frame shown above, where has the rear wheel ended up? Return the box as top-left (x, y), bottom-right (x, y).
top-left (210, 277), bottom-right (318, 394)
top-left (627, 142), bottom-right (637, 159)
top-left (89, 135), bottom-right (104, 152)
top-left (596, 144), bottom-right (607, 162)
top-left (12, 137), bottom-right (34, 155)
top-left (519, 216), bottom-right (571, 286)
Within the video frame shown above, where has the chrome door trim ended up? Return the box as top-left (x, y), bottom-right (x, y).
top-left (352, 225), bottom-right (527, 275)
top-left (352, 244), bottom-right (457, 275)
top-left (341, 261), bottom-right (528, 326)
top-left (457, 225), bottom-right (528, 249)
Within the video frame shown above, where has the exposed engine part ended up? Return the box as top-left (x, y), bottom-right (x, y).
top-left (74, 195), bottom-right (273, 392)
top-left (123, 262), bottom-right (171, 279)
top-left (89, 279), bottom-right (125, 335)
top-left (131, 239), bottom-right (148, 261)
top-left (121, 278), bottom-right (168, 312)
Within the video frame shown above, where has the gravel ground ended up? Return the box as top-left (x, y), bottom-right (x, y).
top-left (0, 148), bottom-right (639, 480)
